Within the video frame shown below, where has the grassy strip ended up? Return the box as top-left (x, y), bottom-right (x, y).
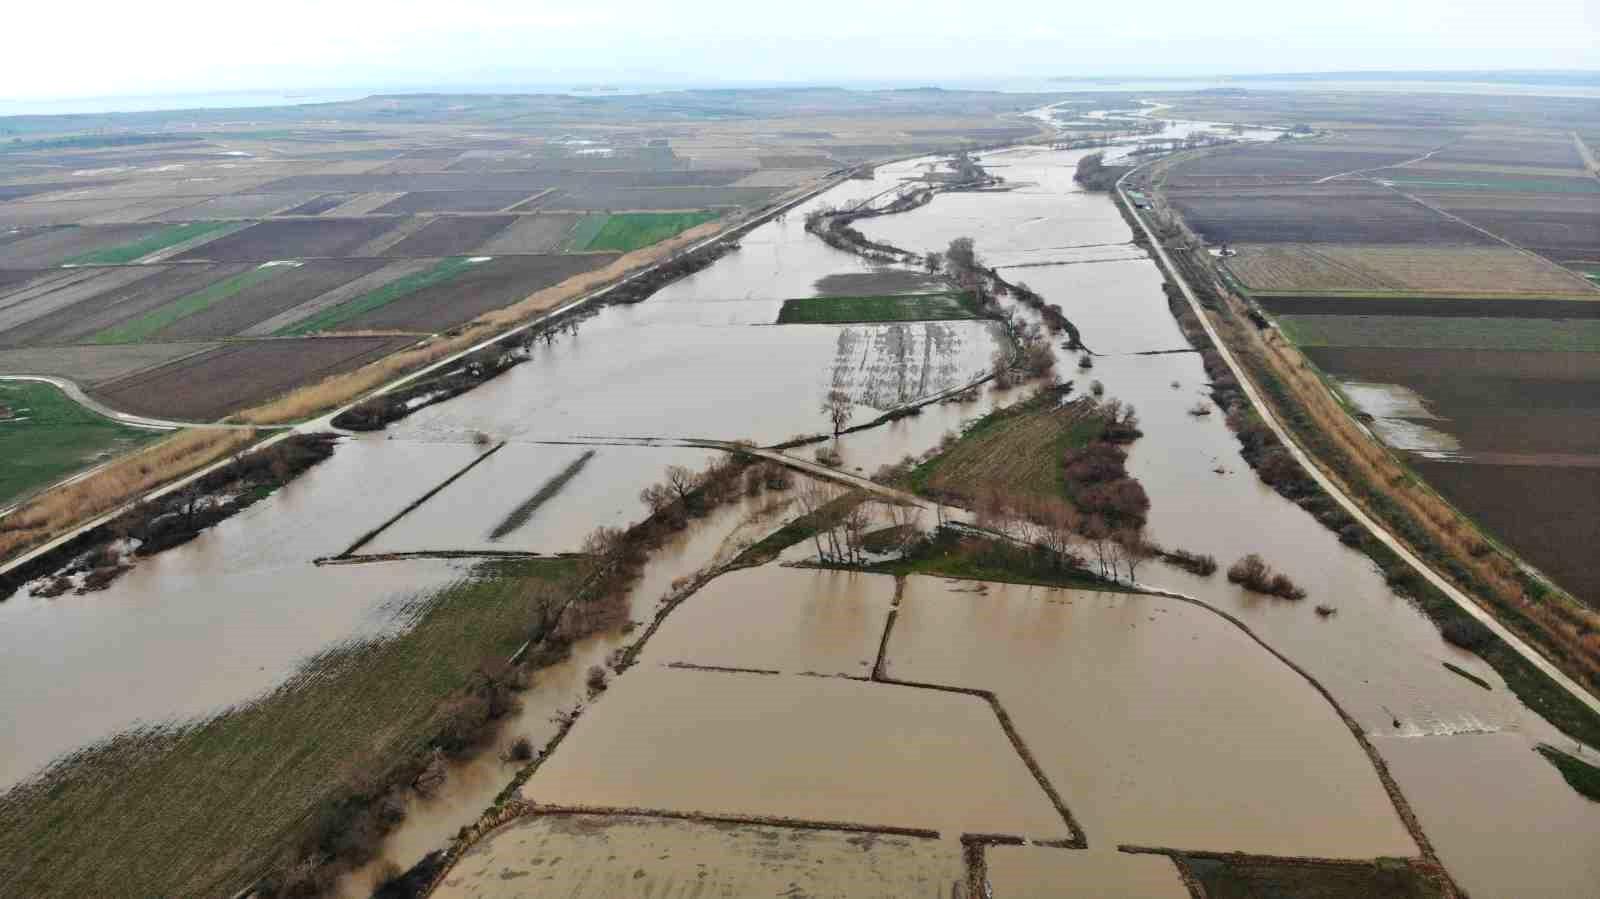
top-left (488, 450), bottom-right (595, 541)
top-left (1534, 744), bottom-right (1600, 802)
top-left (902, 390), bottom-right (1102, 501)
top-left (1442, 661), bottom-right (1492, 690)
top-left (277, 256), bottom-right (480, 336)
top-left (0, 381), bottom-right (156, 504)
top-left (730, 490), bottom-right (867, 567)
top-left (563, 213), bottom-right (610, 251)
top-left (65, 220), bottom-right (240, 266)
top-left (581, 211), bottom-right (719, 252)
top-left (91, 264), bottom-right (286, 344)
top-left (1183, 854), bottom-right (1445, 899)
top-left (859, 527), bottom-right (1134, 593)
top-left (0, 557), bottom-right (580, 899)
top-left (1277, 314), bottom-right (1600, 351)
top-left (776, 291), bottom-right (980, 324)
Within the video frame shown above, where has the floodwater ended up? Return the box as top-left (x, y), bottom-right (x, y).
top-left (432, 813), bottom-right (965, 899)
top-left (525, 666), bottom-right (1071, 841)
top-left (887, 577), bottom-right (1417, 858)
top-left (0, 438), bottom-right (478, 789)
top-left (13, 120), bottom-right (1600, 896)
top-left (640, 566), bottom-right (894, 677)
top-left (365, 443), bottom-right (716, 554)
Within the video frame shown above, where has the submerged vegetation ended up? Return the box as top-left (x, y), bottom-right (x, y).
top-left (1534, 744), bottom-right (1600, 802)
top-left (776, 291), bottom-right (979, 324)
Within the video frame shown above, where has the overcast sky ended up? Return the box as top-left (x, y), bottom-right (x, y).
top-left (6, 0), bottom-right (1597, 100)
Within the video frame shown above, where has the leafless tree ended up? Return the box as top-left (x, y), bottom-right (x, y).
top-left (639, 483), bottom-right (675, 514)
top-left (822, 388), bottom-right (854, 436)
top-left (794, 480), bottom-right (837, 562)
top-left (842, 504), bottom-right (872, 564)
top-left (664, 464), bottom-right (701, 506)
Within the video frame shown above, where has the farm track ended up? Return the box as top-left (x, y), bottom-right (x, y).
top-left (0, 374), bottom-right (271, 431)
top-left (1118, 170), bottom-right (1600, 723)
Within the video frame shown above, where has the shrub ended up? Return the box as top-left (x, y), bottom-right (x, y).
top-left (1442, 616), bottom-right (1494, 651)
top-left (586, 665), bottom-right (609, 693)
top-left (1228, 553), bottom-right (1307, 599)
top-left (506, 735), bottom-right (534, 762)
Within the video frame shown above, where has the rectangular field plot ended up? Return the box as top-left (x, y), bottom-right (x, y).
top-left (538, 186), bottom-right (779, 211)
top-left (777, 291), bottom-right (978, 324)
top-left (174, 218), bottom-right (403, 261)
top-left (1421, 196), bottom-right (1600, 263)
top-left (639, 567), bottom-right (895, 677)
top-left (376, 215), bottom-right (516, 256)
top-left (526, 667), bottom-right (1071, 840)
top-left (1258, 294), bottom-right (1600, 318)
top-left (1227, 244), bottom-right (1593, 295)
top-left (300, 253), bottom-right (617, 333)
top-left (474, 213), bottom-right (582, 254)
top-left (1166, 186), bottom-right (1493, 245)
top-left (0, 267), bottom-right (172, 344)
top-left (986, 847), bottom-right (1188, 899)
top-left (372, 190), bottom-right (540, 214)
top-left (885, 579), bottom-right (1418, 858)
top-left (575, 211), bottom-right (719, 252)
top-left (1375, 168), bottom-right (1600, 195)
top-left (0, 343), bottom-right (218, 386)
top-left (90, 335), bottom-right (413, 420)
top-left (1279, 315), bottom-right (1600, 351)
top-left (433, 814), bottom-right (963, 899)
top-left (365, 443), bottom-right (716, 555)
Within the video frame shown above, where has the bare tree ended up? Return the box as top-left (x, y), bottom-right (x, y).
top-left (639, 483), bottom-right (674, 514)
top-left (794, 480), bottom-right (839, 562)
top-left (1115, 530), bottom-right (1155, 583)
top-left (842, 504), bottom-right (872, 564)
top-left (664, 464), bottom-right (701, 506)
top-left (822, 388), bottom-right (854, 436)
top-left (923, 252), bottom-right (943, 274)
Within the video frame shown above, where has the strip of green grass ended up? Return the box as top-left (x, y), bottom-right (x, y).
top-left (862, 527), bottom-right (1133, 593)
top-left (777, 291), bottom-right (980, 324)
top-left (0, 557), bottom-right (579, 898)
top-left (65, 221), bottom-right (241, 266)
top-left (91, 263), bottom-right (288, 344)
top-left (1277, 314), bottom-right (1600, 352)
top-left (1245, 288), bottom-right (1599, 300)
top-left (563, 213), bottom-right (610, 251)
top-left (0, 381), bottom-right (156, 504)
top-left (277, 256), bottom-right (480, 335)
top-left (580, 211), bottom-right (719, 252)
top-left (1535, 744), bottom-right (1600, 802)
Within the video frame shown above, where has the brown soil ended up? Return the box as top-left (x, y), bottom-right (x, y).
top-left (0, 223), bottom-right (165, 267)
top-left (372, 191), bottom-right (543, 214)
top-left (1259, 295), bottom-right (1600, 317)
top-left (1414, 461), bottom-right (1600, 607)
top-left (331, 254), bottom-right (619, 333)
top-left (1165, 184), bottom-right (1494, 246)
top-left (176, 219), bottom-right (403, 261)
top-left (91, 335), bottom-right (415, 420)
top-left (0, 264), bottom-right (250, 348)
top-left (377, 215), bottom-right (516, 256)
top-left (155, 260), bottom-right (388, 340)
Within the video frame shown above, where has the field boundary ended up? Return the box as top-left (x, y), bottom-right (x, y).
top-left (1117, 169), bottom-right (1600, 723)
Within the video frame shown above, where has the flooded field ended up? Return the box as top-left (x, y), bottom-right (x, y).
top-left (433, 813), bottom-right (965, 899)
top-left (887, 577), bottom-right (1417, 858)
top-left (640, 566), bottom-right (894, 677)
top-left (525, 666), bottom-right (1071, 840)
top-left (10, 114), bottom-right (1599, 899)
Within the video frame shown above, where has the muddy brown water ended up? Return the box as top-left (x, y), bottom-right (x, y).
top-left (986, 845), bottom-right (1188, 898)
top-left (888, 577), bottom-right (1417, 859)
top-left (11, 135), bottom-right (1599, 896)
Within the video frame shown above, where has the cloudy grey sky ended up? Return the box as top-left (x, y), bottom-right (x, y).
top-left (7, 0), bottom-right (1598, 100)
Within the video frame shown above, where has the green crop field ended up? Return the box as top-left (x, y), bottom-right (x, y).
top-left (65, 221), bottom-right (242, 266)
top-left (1277, 314), bottom-right (1600, 352)
top-left (277, 256), bottom-right (480, 335)
top-left (777, 291), bottom-right (980, 324)
top-left (0, 381), bottom-right (156, 503)
top-left (576, 211), bottom-right (719, 252)
top-left (92, 263), bottom-right (289, 344)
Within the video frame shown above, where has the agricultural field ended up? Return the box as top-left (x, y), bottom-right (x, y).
top-left (776, 290), bottom-right (980, 324)
top-left (568, 211), bottom-right (719, 252)
top-left (0, 87), bottom-right (1050, 439)
top-left (90, 335), bottom-right (415, 421)
top-left (1225, 244), bottom-right (1595, 296)
top-left (0, 380), bottom-right (156, 504)
top-left (1159, 109), bottom-right (1600, 609)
